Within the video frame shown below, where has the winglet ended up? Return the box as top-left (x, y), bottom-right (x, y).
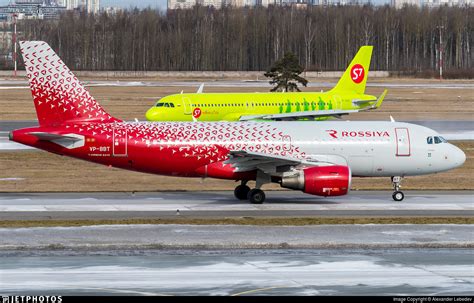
top-left (373, 89), bottom-right (387, 109)
top-left (369, 90), bottom-right (388, 109)
top-left (197, 83), bottom-right (204, 94)
top-left (358, 89), bottom-right (387, 112)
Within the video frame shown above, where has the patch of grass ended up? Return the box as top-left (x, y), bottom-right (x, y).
top-left (1, 217), bottom-right (473, 228)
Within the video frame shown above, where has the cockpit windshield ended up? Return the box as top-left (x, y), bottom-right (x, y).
top-left (155, 102), bottom-right (175, 108)
top-left (427, 136), bottom-right (448, 144)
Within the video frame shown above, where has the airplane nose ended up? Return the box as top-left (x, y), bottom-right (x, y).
top-left (451, 145), bottom-right (466, 168)
top-left (145, 108), bottom-right (159, 121)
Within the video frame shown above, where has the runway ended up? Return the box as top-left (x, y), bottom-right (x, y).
top-left (0, 248), bottom-right (472, 295)
top-left (0, 191), bottom-right (472, 220)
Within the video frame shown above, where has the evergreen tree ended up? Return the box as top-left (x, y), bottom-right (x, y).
top-left (264, 52), bottom-right (308, 92)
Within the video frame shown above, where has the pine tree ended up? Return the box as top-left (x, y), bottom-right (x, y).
top-left (264, 52), bottom-right (308, 92)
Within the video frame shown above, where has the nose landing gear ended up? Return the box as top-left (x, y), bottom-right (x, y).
top-left (391, 176), bottom-right (404, 201)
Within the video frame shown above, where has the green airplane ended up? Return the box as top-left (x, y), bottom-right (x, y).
top-left (146, 46), bottom-right (386, 122)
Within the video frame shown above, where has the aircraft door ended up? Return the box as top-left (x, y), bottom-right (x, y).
top-left (182, 97), bottom-right (192, 115)
top-left (395, 128), bottom-right (411, 156)
top-left (112, 127), bottom-right (128, 157)
top-left (282, 135), bottom-right (292, 153)
top-left (333, 95), bottom-right (342, 109)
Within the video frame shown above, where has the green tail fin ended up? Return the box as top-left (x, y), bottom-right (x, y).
top-left (330, 46), bottom-right (373, 95)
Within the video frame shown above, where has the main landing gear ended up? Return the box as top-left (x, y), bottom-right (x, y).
top-left (234, 182), bottom-right (250, 200)
top-left (234, 176), bottom-right (268, 204)
top-left (391, 176), bottom-right (404, 201)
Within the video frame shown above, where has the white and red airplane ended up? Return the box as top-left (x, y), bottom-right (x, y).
top-left (10, 41), bottom-right (465, 203)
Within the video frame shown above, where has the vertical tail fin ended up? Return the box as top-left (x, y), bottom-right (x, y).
top-left (19, 41), bottom-right (119, 126)
top-left (330, 46), bottom-right (373, 95)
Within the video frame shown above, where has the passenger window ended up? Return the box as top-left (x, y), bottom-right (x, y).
top-left (434, 136), bottom-right (442, 144)
top-left (427, 137), bottom-right (433, 144)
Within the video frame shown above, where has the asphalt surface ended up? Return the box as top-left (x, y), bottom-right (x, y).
top-left (1, 224), bottom-right (472, 250)
top-left (0, 191), bottom-right (472, 220)
top-left (0, 248), bottom-right (472, 295)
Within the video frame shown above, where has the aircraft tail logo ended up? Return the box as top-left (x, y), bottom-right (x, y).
top-left (330, 45), bottom-right (372, 95)
top-left (350, 64), bottom-right (365, 84)
top-left (19, 41), bottom-right (119, 126)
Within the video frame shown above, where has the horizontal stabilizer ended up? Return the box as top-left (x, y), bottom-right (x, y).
top-left (28, 132), bottom-right (85, 149)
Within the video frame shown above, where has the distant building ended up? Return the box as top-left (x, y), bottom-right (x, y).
top-left (258, 0), bottom-right (368, 5)
top-left (0, 1), bottom-right (66, 21)
top-left (59, 0), bottom-right (100, 13)
top-left (422, 0), bottom-right (472, 6)
top-left (226, 0), bottom-right (252, 6)
top-left (393, 0), bottom-right (472, 7)
top-left (102, 6), bottom-right (123, 15)
top-left (391, 0), bottom-right (419, 7)
top-left (168, 0), bottom-right (197, 9)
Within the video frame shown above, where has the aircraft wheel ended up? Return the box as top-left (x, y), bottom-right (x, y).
top-left (248, 189), bottom-right (265, 204)
top-left (234, 185), bottom-right (250, 200)
top-left (392, 191), bottom-right (404, 202)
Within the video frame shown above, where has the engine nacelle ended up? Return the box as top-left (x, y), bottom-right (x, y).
top-left (280, 165), bottom-right (351, 197)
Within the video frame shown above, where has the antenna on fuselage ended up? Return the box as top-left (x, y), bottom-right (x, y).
top-left (390, 116), bottom-right (395, 122)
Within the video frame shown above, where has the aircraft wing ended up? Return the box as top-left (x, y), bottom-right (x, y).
top-left (224, 150), bottom-right (346, 174)
top-left (238, 109), bottom-right (360, 121)
top-left (238, 90), bottom-right (387, 121)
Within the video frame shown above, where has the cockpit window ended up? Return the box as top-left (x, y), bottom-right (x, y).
top-left (429, 136), bottom-right (447, 144)
top-left (155, 102), bottom-right (175, 108)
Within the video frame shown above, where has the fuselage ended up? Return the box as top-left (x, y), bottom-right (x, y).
top-left (11, 121), bottom-right (465, 179)
top-left (145, 91), bottom-right (377, 122)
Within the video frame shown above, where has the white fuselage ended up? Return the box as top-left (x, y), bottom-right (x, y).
top-left (261, 121), bottom-right (465, 177)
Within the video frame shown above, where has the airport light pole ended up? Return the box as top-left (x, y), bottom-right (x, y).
top-left (12, 12), bottom-right (18, 78)
top-left (437, 25), bottom-right (444, 81)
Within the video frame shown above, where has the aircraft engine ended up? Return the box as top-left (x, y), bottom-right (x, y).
top-left (280, 165), bottom-right (351, 197)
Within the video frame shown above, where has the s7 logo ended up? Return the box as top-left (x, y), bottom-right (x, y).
top-left (350, 64), bottom-right (365, 84)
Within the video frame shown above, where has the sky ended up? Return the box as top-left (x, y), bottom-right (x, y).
top-left (0, 0), bottom-right (389, 10)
